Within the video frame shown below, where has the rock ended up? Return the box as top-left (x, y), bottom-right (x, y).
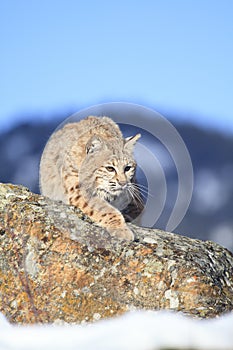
top-left (0, 183), bottom-right (233, 324)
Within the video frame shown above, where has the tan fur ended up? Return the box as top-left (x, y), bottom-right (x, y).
top-left (39, 116), bottom-right (143, 240)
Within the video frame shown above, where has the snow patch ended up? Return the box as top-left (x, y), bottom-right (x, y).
top-left (0, 310), bottom-right (233, 350)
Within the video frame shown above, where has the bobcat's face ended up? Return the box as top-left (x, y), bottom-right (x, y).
top-left (79, 133), bottom-right (141, 204)
top-left (94, 157), bottom-right (136, 202)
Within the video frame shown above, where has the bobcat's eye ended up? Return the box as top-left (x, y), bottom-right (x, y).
top-left (106, 166), bottom-right (115, 172)
top-left (124, 165), bottom-right (132, 172)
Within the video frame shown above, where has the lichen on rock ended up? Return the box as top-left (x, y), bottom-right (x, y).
top-left (0, 183), bottom-right (233, 324)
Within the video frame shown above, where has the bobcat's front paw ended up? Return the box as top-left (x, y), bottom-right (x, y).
top-left (108, 225), bottom-right (134, 241)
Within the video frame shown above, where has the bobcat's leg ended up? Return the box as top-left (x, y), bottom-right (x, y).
top-left (63, 174), bottom-right (134, 241)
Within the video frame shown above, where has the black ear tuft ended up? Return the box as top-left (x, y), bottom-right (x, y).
top-left (86, 136), bottom-right (103, 154)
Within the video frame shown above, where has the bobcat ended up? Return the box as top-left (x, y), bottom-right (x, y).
top-left (39, 116), bottom-right (143, 241)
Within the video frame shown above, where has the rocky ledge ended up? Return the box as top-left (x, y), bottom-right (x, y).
top-left (0, 183), bottom-right (233, 324)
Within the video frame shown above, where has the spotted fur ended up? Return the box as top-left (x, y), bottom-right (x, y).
top-left (39, 116), bottom-right (143, 240)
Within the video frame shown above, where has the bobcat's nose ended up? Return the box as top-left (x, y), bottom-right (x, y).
top-left (118, 180), bottom-right (127, 188)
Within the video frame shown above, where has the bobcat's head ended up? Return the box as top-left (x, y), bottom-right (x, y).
top-left (80, 134), bottom-right (141, 205)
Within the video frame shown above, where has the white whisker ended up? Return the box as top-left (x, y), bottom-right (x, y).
top-left (133, 183), bottom-right (148, 190)
top-left (127, 185), bottom-right (145, 208)
top-left (129, 182), bottom-right (154, 198)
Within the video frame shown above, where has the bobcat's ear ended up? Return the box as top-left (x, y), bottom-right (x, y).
top-left (124, 133), bottom-right (141, 151)
top-left (86, 136), bottom-right (103, 154)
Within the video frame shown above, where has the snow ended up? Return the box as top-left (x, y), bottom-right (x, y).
top-left (211, 223), bottom-right (233, 252)
top-left (192, 168), bottom-right (233, 214)
top-left (0, 310), bottom-right (233, 350)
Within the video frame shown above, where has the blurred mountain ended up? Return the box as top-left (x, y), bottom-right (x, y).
top-left (0, 116), bottom-right (233, 252)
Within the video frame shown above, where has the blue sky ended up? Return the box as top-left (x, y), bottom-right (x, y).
top-left (1, 0), bottom-right (233, 132)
